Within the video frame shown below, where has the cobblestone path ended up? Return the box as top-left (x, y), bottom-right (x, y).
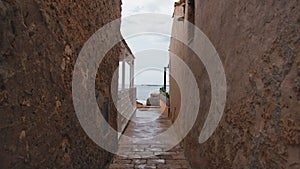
top-left (109, 108), bottom-right (191, 169)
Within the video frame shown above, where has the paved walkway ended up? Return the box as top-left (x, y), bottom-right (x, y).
top-left (109, 108), bottom-right (191, 169)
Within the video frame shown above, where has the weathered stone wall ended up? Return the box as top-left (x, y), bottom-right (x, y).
top-left (170, 0), bottom-right (300, 168)
top-left (0, 0), bottom-right (121, 168)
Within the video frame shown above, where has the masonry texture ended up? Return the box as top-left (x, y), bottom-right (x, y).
top-left (170, 0), bottom-right (300, 168)
top-left (0, 0), bottom-right (121, 168)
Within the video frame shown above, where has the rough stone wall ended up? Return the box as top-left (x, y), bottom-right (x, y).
top-left (170, 0), bottom-right (300, 168)
top-left (0, 0), bottom-right (121, 168)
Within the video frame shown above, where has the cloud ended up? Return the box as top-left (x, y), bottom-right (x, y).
top-left (122, 0), bottom-right (177, 17)
top-left (121, 0), bottom-right (176, 38)
top-left (120, 0), bottom-right (176, 85)
top-left (121, 14), bottom-right (173, 37)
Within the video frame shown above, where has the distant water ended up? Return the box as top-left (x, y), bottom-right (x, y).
top-left (136, 85), bottom-right (169, 101)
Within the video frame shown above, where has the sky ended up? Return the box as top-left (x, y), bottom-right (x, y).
top-left (120, 0), bottom-right (178, 85)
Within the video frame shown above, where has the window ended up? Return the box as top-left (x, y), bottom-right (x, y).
top-left (187, 0), bottom-right (195, 43)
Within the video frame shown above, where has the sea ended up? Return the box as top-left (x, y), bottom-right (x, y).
top-left (135, 85), bottom-right (169, 104)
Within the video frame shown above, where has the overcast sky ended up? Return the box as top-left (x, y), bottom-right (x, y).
top-left (120, 0), bottom-right (177, 85)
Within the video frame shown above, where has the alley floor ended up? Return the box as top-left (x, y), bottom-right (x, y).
top-left (109, 108), bottom-right (191, 169)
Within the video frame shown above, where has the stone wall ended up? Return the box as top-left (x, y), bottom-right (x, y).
top-left (0, 0), bottom-right (121, 168)
top-left (170, 0), bottom-right (300, 168)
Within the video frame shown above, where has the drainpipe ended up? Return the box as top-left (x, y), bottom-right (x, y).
top-left (164, 67), bottom-right (167, 91)
top-left (122, 48), bottom-right (126, 90)
top-left (163, 64), bottom-right (169, 91)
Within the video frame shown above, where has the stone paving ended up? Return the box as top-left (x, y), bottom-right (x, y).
top-left (109, 108), bottom-right (191, 169)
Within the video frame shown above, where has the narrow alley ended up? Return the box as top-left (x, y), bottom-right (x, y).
top-left (109, 108), bottom-right (190, 169)
top-left (0, 0), bottom-right (299, 169)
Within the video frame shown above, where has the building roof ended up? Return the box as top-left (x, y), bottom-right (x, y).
top-left (174, 0), bottom-right (185, 7)
top-left (120, 39), bottom-right (135, 62)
